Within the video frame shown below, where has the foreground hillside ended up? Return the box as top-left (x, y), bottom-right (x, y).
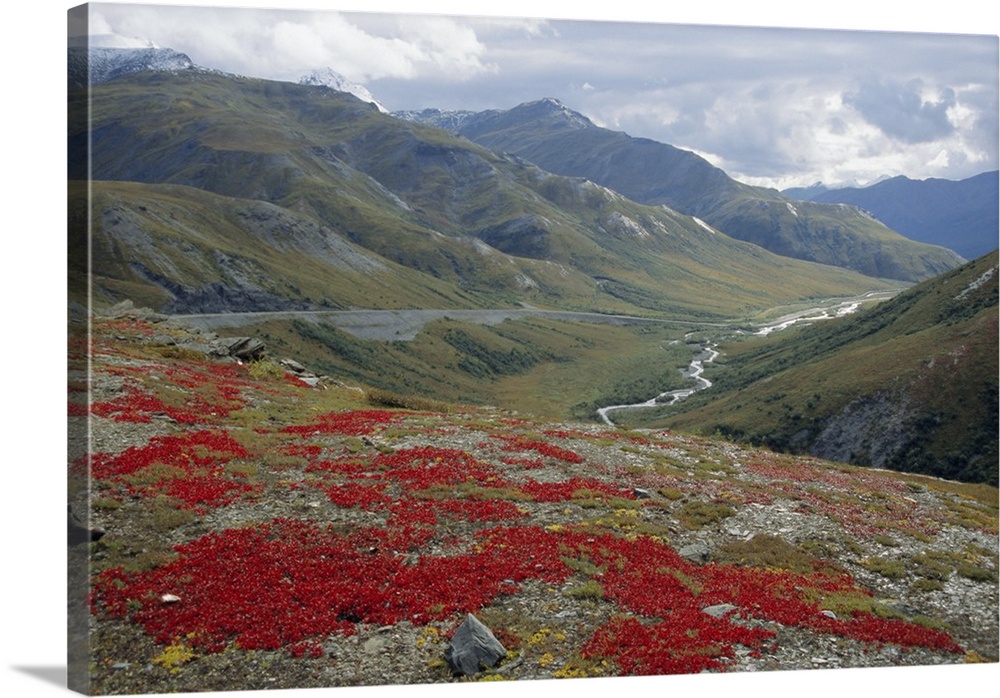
top-left (637, 251), bottom-right (999, 486)
top-left (69, 308), bottom-right (997, 694)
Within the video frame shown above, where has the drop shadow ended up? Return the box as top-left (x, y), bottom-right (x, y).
top-left (11, 665), bottom-right (66, 689)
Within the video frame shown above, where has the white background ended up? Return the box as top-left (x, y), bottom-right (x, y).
top-left (2, 2), bottom-right (996, 697)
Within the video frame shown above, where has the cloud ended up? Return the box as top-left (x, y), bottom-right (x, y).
top-left (843, 77), bottom-right (957, 143)
top-left (89, 6), bottom-right (495, 83)
top-left (392, 15), bottom-right (498, 79)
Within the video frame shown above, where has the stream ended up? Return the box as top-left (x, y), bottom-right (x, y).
top-left (597, 339), bottom-right (719, 425)
top-left (596, 297), bottom-right (873, 425)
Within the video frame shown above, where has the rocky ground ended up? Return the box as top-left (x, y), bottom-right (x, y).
top-left (68, 305), bottom-right (998, 695)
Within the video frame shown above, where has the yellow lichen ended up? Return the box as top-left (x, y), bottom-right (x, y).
top-left (151, 642), bottom-right (197, 672)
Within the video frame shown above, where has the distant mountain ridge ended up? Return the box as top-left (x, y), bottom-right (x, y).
top-left (399, 99), bottom-right (965, 283)
top-left (785, 172), bottom-right (999, 260)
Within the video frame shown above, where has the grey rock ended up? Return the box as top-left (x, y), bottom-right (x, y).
top-left (280, 358), bottom-right (307, 373)
top-left (103, 299), bottom-right (136, 317)
top-left (211, 336), bottom-right (266, 361)
top-left (809, 392), bottom-right (916, 469)
top-left (445, 614), bottom-right (507, 676)
top-left (702, 603), bottom-right (739, 618)
top-left (678, 542), bottom-right (710, 564)
top-left (68, 504), bottom-right (105, 545)
top-left (363, 636), bottom-right (388, 653)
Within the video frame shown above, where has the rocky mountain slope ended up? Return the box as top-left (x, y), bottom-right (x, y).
top-left (401, 99), bottom-right (965, 282)
top-left (69, 308), bottom-right (997, 694)
top-left (637, 251), bottom-right (999, 486)
top-left (785, 171), bottom-right (999, 261)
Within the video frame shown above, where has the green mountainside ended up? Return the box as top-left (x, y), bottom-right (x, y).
top-left (626, 251), bottom-right (999, 485)
top-left (428, 99), bottom-right (965, 282)
top-left (69, 71), bottom-right (894, 321)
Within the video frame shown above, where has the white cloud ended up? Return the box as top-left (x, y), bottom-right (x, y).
top-left (88, 5), bottom-right (495, 83)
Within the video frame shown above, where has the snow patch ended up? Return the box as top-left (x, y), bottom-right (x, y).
top-left (692, 217), bottom-right (717, 235)
top-left (514, 274), bottom-right (539, 289)
top-left (72, 46), bottom-right (194, 85)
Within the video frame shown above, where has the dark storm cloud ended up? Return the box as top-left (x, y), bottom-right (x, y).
top-left (844, 78), bottom-right (957, 143)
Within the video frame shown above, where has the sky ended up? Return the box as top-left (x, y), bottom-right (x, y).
top-left (69, 1), bottom-right (1000, 189)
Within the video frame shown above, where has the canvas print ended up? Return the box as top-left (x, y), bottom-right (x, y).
top-left (67, 2), bottom-right (999, 695)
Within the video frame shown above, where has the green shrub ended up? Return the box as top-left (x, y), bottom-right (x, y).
top-left (676, 500), bottom-right (735, 530)
top-left (859, 557), bottom-right (907, 580)
top-left (956, 562), bottom-right (997, 582)
top-left (247, 359), bottom-right (287, 381)
top-left (712, 534), bottom-right (842, 575)
top-left (563, 580), bottom-right (605, 600)
top-left (911, 578), bottom-right (945, 593)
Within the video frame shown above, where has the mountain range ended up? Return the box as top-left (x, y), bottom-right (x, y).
top-left (68, 56), bottom-right (905, 321)
top-left (784, 172), bottom-right (999, 260)
top-left (398, 99), bottom-right (966, 282)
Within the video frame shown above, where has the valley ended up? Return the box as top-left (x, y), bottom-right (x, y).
top-left (173, 306), bottom-right (722, 341)
top-left (67, 63), bottom-right (994, 486)
top-left (171, 291), bottom-right (889, 424)
top-left (66, 30), bottom-right (998, 696)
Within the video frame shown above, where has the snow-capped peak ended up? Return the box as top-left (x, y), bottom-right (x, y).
top-left (298, 68), bottom-right (388, 113)
top-left (68, 45), bottom-right (196, 87)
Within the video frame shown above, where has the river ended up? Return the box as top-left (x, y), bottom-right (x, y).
top-left (597, 338), bottom-right (720, 425)
top-left (596, 296), bottom-right (875, 425)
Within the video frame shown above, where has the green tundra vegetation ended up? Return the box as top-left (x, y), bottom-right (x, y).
top-left (626, 251), bottom-right (999, 486)
top-left (231, 316), bottom-right (694, 421)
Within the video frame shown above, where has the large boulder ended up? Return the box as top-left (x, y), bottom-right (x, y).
top-left (210, 336), bottom-right (266, 361)
top-left (444, 614), bottom-right (507, 676)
